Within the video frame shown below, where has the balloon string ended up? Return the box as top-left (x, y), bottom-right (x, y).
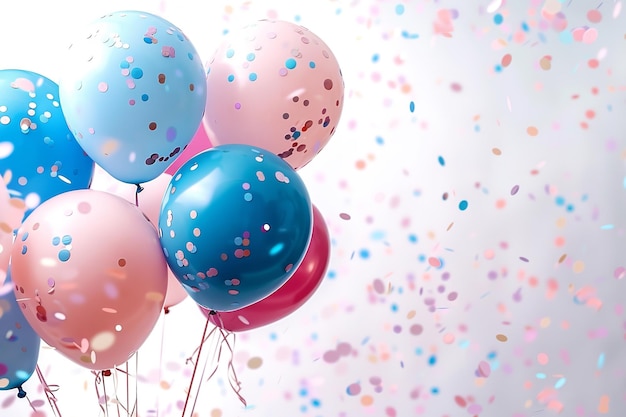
top-left (92, 371), bottom-right (107, 417)
top-left (213, 313), bottom-right (247, 407)
top-left (134, 352), bottom-right (139, 417)
top-left (111, 369), bottom-right (122, 417)
top-left (134, 184), bottom-right (143, 207)
top-left (25, 394), bottom-right (37, 412)
top-left (157, 311), bottom-right (167, 417)
top-left (126, 361), bottom-right (130, 417)
top-left (189, 325), bottom-right (221, 416)
top-left (181, 312), bottom-right (212, 417)
top-left (35, 364), bottom-right (63, 417)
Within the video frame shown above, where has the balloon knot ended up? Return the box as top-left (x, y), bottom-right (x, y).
top-left (135, 184), bottom-right (144, 193)
top-left (102, 369), bottom-right (112, 377)
top-left (164, 306), bottom-right (170, 314)
top-left (209, 310), bottom-right (217, 316)
top-left (17, 386), bottom-right (26, 398)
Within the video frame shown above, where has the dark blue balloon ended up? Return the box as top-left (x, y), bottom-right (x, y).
top-left (0, 69), bottom-right (94, 219)
top-left (159, 144), bottom-right (313, 312)
top-left (0, 273), bottom-right (40, 395)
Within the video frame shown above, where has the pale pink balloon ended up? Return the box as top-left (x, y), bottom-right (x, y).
top-left (203, 20), bottom-right (344, 170)
top-left (10, 189), bottom-right (168, 371)
top-left (0, 179), bottom-right (26, 284)
top-left (165, 123), bottom-right (212, 176)
top-left (90, 165), bottom-right (188, 309)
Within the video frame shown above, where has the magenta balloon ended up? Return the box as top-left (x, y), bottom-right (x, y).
top-left (202, 204), bottom-right (330, 331)
top-left (10, 189), bottom-right (168, 370)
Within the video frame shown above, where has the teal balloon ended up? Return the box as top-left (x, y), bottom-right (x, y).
top-left (0, 69), bottom-right (94, 219)
top-left (159, 144), bottom-right (313, 312)
top-left (0, 272), bottom-right (40, 396)
top-left (58, 10), bottom-right (207, 184)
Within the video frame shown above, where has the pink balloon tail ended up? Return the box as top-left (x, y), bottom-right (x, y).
top-left (35, 364), bottom-right (63, 417)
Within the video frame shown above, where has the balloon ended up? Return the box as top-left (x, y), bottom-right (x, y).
top-left (0, 179), bottom-right (26, 285)
top-left (0, 274), bottom-right (40, 397)
top-left (59, 10), bottom-right (207, 185)
top-left (203, 20), bottom-right (344, 170)
top-left (159, 144), bottom-right (313, 312)
top-left (165, 122), bottom-right (212, 176)
top-left (203, 204), bottom-right (330, 331)
top-left (0, 69), bottom-right (94, 219)
top-left (90, 165), bottom-right (188, 310)
top-left (10, 189), bottom-right (168, 371)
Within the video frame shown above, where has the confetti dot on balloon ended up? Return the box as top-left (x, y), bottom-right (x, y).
top-left (58, 249), bottom-right (71, 262)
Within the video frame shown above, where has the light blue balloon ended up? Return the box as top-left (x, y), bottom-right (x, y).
top-left (58, 10), bottom-right (207, 185)
top-left (159, 144), bottom-right (313, 312)
top-left (0, 273), bottom-right (41, 397)
top-left (0, 69), bottom-right (94, 220)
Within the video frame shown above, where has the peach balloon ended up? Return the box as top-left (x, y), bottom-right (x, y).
top-left (0, 179), bottom-right (26, 285)
top-left (203, 20), bottom-right (344, 170)
top-left (10, 189), bottom-right (168, 370)
top-left (90, 165), bottom-right (188, 310)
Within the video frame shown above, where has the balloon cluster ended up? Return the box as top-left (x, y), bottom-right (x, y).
top-left (0, 10), bottom-right (342, 396)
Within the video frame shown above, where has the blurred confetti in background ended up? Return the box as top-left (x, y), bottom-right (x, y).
top-left (2, 0), bottom-right (626, 416)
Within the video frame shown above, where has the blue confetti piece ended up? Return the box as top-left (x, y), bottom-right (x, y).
top-left (409, 101), bottom-right (415, 112)
top-left (438, 155), bottom-right (445, 166)
top-left (597, 352), bottom-right (605, 369)
top-left (401, 30), bottom-right (419, 39)
top-left (600, 224), bottom-right (614, 230)
top-left (554, 377), bottom-right (566, 389)
top-left (458, 200), bottom-right (469, 211)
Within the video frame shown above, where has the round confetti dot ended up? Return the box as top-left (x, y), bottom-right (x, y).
top-left (324, 79), bottom-right (333, 90)
top-left (458, 200), bottom-right (468, 211)
top-left (323, 350), bottom-right (340, 363)
top-left (247, 357), bottom-right (263, 369)
top-left (347, 383), bottom-right (361, 396)
top-left (58, 249), bottom-right (71, 262)
top-left (410, 324), bottom-right (423, 335)
top-left (496, 334), bottom-right (508, 342)
top-left (587, 9), bottom-right (602, 23)
top-left (360, 395), bottom-right (374, 406)
top-left (285, 58), bottom-right (297, 69)
top-left (501, 53), bottom-right (512, 67)
top-left (573, 260), bottom-right (585, 273)
top-left (478, 360), bottom-right (491, 377)
top-left (527, 126), bottom-right (539, 136)
top-left (249, 73), bottom-right (258, 81)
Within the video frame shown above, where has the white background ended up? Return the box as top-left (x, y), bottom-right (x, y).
top-left (2, 1), bottom-right (626, 416)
